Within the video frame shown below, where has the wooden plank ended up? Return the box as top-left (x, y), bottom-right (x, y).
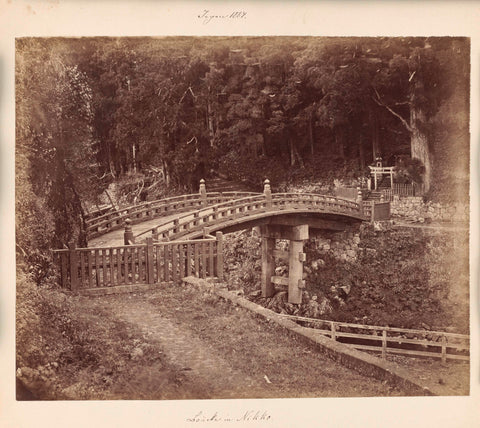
top-left (164, 245), bottom-right (169, 283)
top-left (288, 239), bottom-right (304, 304)
top-left (186, 243), bottom-right (192, 276)
top-left (272, 249), bottom-right (288, 260)
top-left (261, 237), bottom-right (276, 297)
top-left (110, 248), bottom-right (115, 286)
top-left (216, 232), bottom-right (223, 280)
top-left (209, 240), bottom-right (214, 276)
top-left (117, 248), bottom-right (123, 285)
top-left (138, 246), bottom-right (144, 283)
top-left (95, 249), bottom-right (101, 287)
top-left (87, 250), bottom-right (93, 288)
top-left (156, 245), bottom-right (162, 282)
top-left (179, 244), bottom-right (185, 278)
top-left (382, 330), bottom-right (387, 359)
top-left (78, 251), bottom-right (85, 287)
top-left (194, 243), bottom-right (200, 277)
top-left (100, 249), bottom-right (106, 286)
top-left (442, 335), bottom-right (447, 363)
top-left (171, 244), bottom-right (177, 282)
top-left (124, 248), bottom-right (130, 284)
top-left (201, 242), bottom-right (207, 279)
top-left (131, 247), bottom-right (136, 283)
top-left (68, 242), bottom-right (78, 290)
top-left (271, 276), bottom-right (289, 286)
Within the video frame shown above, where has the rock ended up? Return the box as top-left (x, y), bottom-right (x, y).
top-left (130, 347), bottom-right (144, 360)
top-left (353, 236), bottom-right (361, 245)
top-left (346, 249), bottom-right (356, 258)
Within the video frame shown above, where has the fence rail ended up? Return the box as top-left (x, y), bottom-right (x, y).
top-left (53, 233), bottom-right (224, 291)
top-left (281, 314), bottom-right (469, 362)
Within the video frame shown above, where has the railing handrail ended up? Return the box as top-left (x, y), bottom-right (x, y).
top-left (135, 193), bottom-right (366, 241)
top-left (86, 191), bottom-right (261, 226)
top-left (135, 194), bottom-right (267, 239)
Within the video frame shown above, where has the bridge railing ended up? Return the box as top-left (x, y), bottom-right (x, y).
top-left (86, 190), bottom-right (260, 240)
top-left (135, 191), bottom-right (367, 242)
top-left (135, 194), bottom-right (268, 241)
top-left (52, 233), bottom-right (224, 291)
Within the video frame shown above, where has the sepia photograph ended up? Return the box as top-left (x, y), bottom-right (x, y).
top-left (2, 1), bottom-right (479, 428)
top-left (15, 35), bottom-right (470, 400)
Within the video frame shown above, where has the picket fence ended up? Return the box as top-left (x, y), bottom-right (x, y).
top-left (53, 233), bottom-right (224, 292)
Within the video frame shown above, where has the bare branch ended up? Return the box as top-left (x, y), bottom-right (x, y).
top-left (371, 88), bottom-right (412, 133)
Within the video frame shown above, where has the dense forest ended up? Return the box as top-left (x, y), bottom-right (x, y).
top-left (16, 36), bottom-right (469, 281)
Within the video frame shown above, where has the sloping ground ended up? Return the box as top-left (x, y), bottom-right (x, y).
top-left (17, 281), bottom-right (406, 400)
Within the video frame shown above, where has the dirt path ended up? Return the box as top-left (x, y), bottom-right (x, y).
top-left (87, 285), bottom-right (404, 398)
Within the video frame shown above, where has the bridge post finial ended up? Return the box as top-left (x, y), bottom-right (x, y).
top-left (356, 187), bottom-right (364, 215)
top-left (264, 179), bottom-right (272, 210)
top-left (199, 178), bottom-right (207, 207)
top-left (124, 218), bottom-right (134, 245)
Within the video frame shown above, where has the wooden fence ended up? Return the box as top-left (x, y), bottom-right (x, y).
top-left (52, 233), bottom-right (224, 291)
top-left (281, 315), bottom-right (469, 362)
top-left (362, 201), bottom-right (391, 221)
top-left (382, 183), bottom-right (420, 201)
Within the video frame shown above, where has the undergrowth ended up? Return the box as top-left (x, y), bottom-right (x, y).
top-left (223, 227), bottom-right (469, 333)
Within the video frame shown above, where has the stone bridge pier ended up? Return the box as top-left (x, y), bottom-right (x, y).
top-left (258, 223), bottom-right (309, 304)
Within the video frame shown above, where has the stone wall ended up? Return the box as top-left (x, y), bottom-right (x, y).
top-left (309, 228), bottom-right (361, 263)
top-left (390, 196), bottom-right (469, 223)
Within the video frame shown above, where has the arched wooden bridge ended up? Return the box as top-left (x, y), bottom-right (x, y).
top-left (54, 179), bottom-right (390, 303)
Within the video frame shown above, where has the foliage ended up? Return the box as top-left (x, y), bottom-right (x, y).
top-left (224, 226), bottom-right (468, 332)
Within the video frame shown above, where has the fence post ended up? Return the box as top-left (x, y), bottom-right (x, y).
top-left (215, 231), bottom-right (224, 280)
top-left (331, 322), bottom-right (336, 341)
top-left (199, 178), bottom-right (207, 207)
top-left (146, 237), bottom-right (154, 284)
top-left (68, 241), bottom-right (78, 291)
top-left (441, 335), bottom-right (447, 363)
top-left (124, 218), bottom-right (134, 245)
top-left (264, 179), bottom-right (272, 210)
top-left (382, 330), bottom-right (387, 359)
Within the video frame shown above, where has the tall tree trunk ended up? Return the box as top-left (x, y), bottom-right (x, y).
top-left (358, 137), bottom-right (365, 169)
top-left (410, 107), bottom-right (431, 192)
top-left (409, 77), bottom-right (432, 193)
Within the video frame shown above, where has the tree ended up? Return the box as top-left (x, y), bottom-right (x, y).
top-left (371, 38), bottom-right (450, 192)
top-left (16, 39), bottom-right (101, 248)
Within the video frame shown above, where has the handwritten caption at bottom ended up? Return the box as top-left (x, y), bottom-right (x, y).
top-left (187, 410), bottom-right (271, 423)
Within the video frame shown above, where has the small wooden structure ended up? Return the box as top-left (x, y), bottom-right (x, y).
top-left (368, 165), bottom-right (395, 190)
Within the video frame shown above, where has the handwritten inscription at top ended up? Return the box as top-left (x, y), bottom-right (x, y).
top-left (198, 10), bottom-right (247, 25)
